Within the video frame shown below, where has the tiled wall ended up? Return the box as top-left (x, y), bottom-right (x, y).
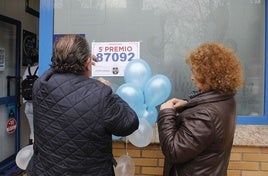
top-left (113, 141), bottom-right (268, 176)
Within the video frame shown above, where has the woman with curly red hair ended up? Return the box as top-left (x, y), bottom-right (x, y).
top-left (157, 42), bottom-right (244, 176)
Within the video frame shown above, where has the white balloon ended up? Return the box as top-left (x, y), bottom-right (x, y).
top-left (114, 155), bottom-right (135, 176)
top-left (15, 144), bottom-right (34, 170)
top-left (127, 118), bottom-right (153, 147)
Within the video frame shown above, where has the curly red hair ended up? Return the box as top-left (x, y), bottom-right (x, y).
top-left (186, 42), bottom-right (244, 93)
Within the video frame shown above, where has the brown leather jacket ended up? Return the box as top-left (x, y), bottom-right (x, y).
top-left (158, 91), bottom-right (236, 176)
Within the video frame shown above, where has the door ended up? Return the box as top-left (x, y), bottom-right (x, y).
top-left (0, 15), bottom-right (21, 173)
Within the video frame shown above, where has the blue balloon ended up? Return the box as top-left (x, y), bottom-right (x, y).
top-left (144, 74), bottom-right (172, 106)
top-left (138, 105), bottom-right (158, 125)
top-left (112, 135), bottom-right (122, 140)
top-left (124, 59), bottom-right (152, 89)
top-left (131, 103), bottom-right (144, 117)
top-left (116, 83), bottom-right (144, 111)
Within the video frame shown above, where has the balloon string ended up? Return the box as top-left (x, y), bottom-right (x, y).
top-left (125, 138), bottom-right (129, 156)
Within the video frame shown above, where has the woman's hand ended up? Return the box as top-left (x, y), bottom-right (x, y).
top-left (160, 98), bottom-right (187, 110)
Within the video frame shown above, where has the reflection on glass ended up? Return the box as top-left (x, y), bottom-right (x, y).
top-left (54, 0), bottom-right (265, 116)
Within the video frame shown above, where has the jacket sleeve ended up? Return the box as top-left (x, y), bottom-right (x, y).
top-left (102, 86), bottom-right (139, 137)
top-left (157, 108), bottom-right (214, 164)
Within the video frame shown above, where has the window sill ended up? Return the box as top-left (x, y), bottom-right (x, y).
top-left (150, 124), bottom-right (268, 147)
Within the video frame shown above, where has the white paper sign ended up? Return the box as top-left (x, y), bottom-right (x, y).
top-left (91, 42), bottom-right (140, 77)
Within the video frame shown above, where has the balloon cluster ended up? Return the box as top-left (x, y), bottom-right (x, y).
top-left (115, 59), bottom-right (172, 147)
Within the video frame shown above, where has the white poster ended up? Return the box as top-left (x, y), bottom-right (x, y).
top-left (91, 42), bottom-right (140, 77)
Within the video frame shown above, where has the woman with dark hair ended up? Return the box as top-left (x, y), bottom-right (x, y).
top-left (27, 34), bottom-right (139, 176)
top-left (158, 42), bottom-right (244, 176)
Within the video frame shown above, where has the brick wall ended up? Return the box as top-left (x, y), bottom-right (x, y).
top-left (112, 141), bottom-right (268, 176)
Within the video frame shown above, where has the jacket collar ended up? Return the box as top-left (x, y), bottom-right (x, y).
top-left (186, 90), bottom-right (235, 108)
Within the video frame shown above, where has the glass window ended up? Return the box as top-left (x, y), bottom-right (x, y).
top-left (52, 0), bottom-right (265, 117)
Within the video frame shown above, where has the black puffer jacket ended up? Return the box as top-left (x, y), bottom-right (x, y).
top-left (158, 91), bottom-right (236, 176)
top-left (27, 69), bottom-right (139, 176)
